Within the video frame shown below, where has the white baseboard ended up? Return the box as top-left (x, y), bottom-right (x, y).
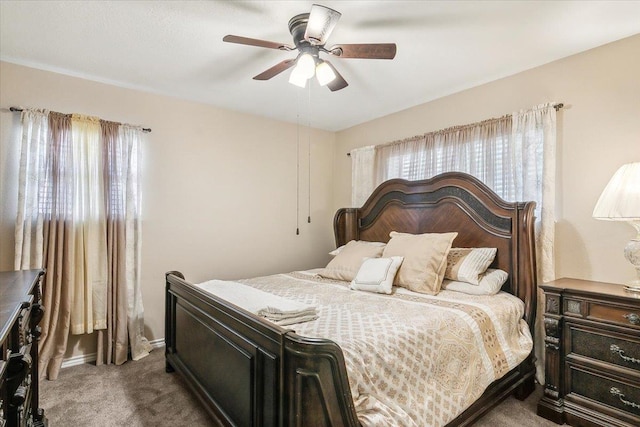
top-left (60, 338), bottom-right (165, 369)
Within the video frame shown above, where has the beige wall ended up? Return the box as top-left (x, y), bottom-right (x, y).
top-left (334, 34), bottom-right (640, 286)
top-left (0, 61), bottom-right (336, 357)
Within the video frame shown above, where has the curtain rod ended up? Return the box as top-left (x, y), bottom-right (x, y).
top-left (346, 102), bottom-right (564, 156)
top-left (9, 106), bottom-right (152, 133)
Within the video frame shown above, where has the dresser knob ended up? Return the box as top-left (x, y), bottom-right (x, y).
top-left (610, 387), bottom-right (640, 409)
top-left (624, 313), bottom-right (640, 325)
top-left (610, 344), bottom-right (640, 364)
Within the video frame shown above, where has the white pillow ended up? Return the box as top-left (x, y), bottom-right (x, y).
top-left (329, 240), bottom-right (386, 256)
top-left (349, 256), bottom-right (404, 294)
top-left (441, 268), bottom-right (508, 295)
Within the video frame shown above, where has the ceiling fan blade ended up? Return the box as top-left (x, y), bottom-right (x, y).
top-left (324, 61), bottom-right (348, 92)
top-left (328, 43), bottom-right (397, 59)
top-left (223, 35), bottom-right (293, 51)
top-left (253, 59), bottom-right (296, 80)
top-left (304, 4), bottom-right (341, 45)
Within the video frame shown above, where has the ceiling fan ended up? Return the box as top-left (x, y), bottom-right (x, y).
top-left (223, 4), bottom-right (397, 91)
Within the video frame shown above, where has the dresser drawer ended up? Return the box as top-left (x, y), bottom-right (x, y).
top-left (587, 301), bottom-right (640, 330)
top-left (567, 324), bottom-right (640, 372)
top-left (566, 363), bottom-right (640, 423)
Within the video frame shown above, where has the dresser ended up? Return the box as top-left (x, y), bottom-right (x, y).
top-left (538, 278), bottom-right (640, 426)
top-left (0, 270), bottom-right (47, 427)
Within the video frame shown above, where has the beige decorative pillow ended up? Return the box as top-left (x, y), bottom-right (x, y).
top-left (441, 269), bottom-right (509, 295)
top-left (350, 256), bottom-right (404, 294)
top-left (329, 240), bottom-right (386, 256)
top-left (319, 240), bottom-right (385, 281)
top-left (382, 231), bottom-right (458, 295)
top-left (445, 247), bottom-right (497, 285)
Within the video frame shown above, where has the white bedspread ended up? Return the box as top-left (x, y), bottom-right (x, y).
top-left (197, 279), bottom-right (318, 326)
top-left (235, 270), bottom-right (533, 427)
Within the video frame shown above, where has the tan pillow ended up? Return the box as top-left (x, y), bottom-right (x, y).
top-left (329, 240), bottom-right (386, 256)
top-left (445, 247), bottom-right (497, 285)
top-left (382, 231), bottom-right (458, 295)
top-left (319, 240), bottom-right (385, 281)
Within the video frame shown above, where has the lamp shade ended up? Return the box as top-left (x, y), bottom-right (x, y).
top-left (304, 4), bottom-right (341, 45)
top-left (593, 162), bottom-right (640, 220)
top-left (315, 61), bottom-right (336, 86)
top-left (295, 53), bottom-right (316, 79)
top-left (288, 66), bottom-right (308, 88)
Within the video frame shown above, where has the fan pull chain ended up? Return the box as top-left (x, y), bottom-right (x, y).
top-left (307, 83), bottom-right (312, 224)
top-left (296, 89), bottom-right (301, 235)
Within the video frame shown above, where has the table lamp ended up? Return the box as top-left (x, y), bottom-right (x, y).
top-left (593, 162), bottom-right (640, 292)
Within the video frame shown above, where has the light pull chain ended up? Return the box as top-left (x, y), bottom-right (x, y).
top-left (296, 89), bottom-right (300, 235)
top-left (307, 83), bottom-right (312, 224)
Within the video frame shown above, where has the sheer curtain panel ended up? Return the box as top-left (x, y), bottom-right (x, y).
top-left (512, 103), bottom-right (557, 385)
top-left (350, 145), bottom-right (376, 207)
top-left (97, 121), bottom-right (151, 365)
top-left (16, 111), bottom-right (75, 379)
top-left (69, 114), bottom-right (108, 334)
top-left (374, 116), bottom-right (514, 200)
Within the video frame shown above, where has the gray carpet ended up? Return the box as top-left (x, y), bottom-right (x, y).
top-left (41, 348), bottom-right (560, 426)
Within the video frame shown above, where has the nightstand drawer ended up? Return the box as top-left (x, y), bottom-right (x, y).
top-left (567, 364), bottom-right (640, 422)
top-left (588, 301), bottom-right (640, 330)
top-left (568, 325), bottom-right (640, 372)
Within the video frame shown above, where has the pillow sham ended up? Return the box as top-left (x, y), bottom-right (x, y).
top-left (349, 256), bottom-right (404, 294)
top-left (329, 240), bottom-right (386, 256)
top-left (319, 240), bottom-right (385, 281)
top-left (444, 247), bottom-right (497, 285)
top-left (441, 268), bottom-right (508, 295)
top-left (382, 231), bottom-right (457, 295)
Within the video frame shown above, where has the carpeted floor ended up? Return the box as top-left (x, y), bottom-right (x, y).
top-left (41, 348), bottom-right (561, 426)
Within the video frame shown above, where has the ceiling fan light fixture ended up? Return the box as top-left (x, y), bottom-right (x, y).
top-left (315, 61), bottom-right (336, 86)
top-left (305, 4), bottom-right (341, 45)
top-left (296, 53), bottom-right (316, 79)
top-left (289, 66), bottom-right (308, 88)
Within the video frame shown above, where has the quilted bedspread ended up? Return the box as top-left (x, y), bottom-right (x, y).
top-left (237, 271), bottom-right (533, 427)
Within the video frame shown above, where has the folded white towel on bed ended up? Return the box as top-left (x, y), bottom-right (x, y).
top-left (196, 279), bottom-right (318, 326)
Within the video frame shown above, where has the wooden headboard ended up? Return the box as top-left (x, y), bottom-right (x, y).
top-left (334, 172), bottom-right (537, 332)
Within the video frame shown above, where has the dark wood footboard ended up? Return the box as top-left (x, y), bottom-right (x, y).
top-left (165, 271), bottom-right (360, 427)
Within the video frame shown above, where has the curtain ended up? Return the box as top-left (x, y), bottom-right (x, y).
top-left (69, 114), bottom-right (108, 334)
top-left (375, 116), bottom-right (514, 200)
top-left (16, 111), bottom-right (75, 379)
top-left (14, 109), bottom-right (150, 379)
top-left (512, 103), bottom-right (557, 384)
top-left (352, 103), bottom-right (557, 383)
top-left (350, 145), bottom-right (376, 206)
top-left (119, 125), bottom-right (152, 361)
top-left (97, 122), bottom-right (151, 364)
top-left (97, 121), bottom-right (128, 365)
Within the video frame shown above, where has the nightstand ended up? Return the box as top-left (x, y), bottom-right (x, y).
top-left (537, 278), bottom-right (640, 427)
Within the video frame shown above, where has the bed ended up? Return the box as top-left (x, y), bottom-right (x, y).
top-left (164, 172), bottom-right (538, 426)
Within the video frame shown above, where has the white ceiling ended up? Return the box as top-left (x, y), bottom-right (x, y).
top-left (1, 1), bottom-right (640, 131)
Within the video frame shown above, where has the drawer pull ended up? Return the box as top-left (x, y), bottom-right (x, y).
top-left (624, 313), bottom-right (640, 325)
top-left (610, 344), bottom-right (640, 364)
top-left (610, 387), bottom-right (640, 409)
